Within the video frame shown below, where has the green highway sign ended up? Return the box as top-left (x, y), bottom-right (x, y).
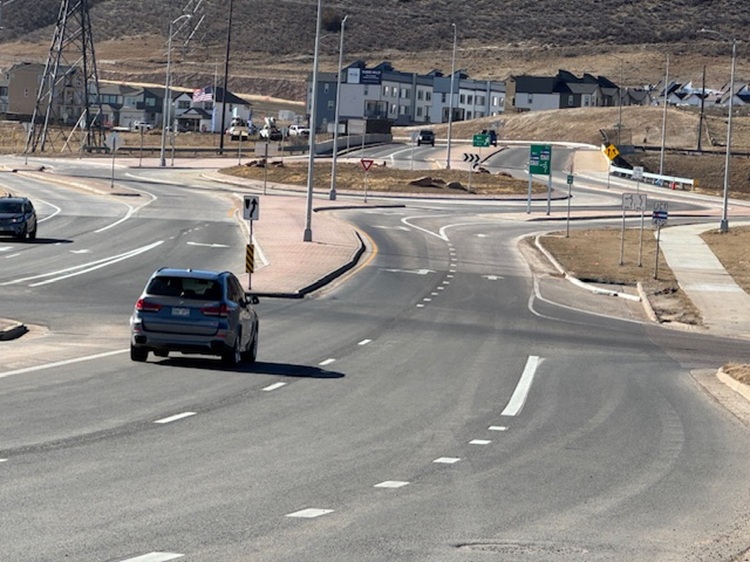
top-left (529, 144), bottom-right (552, 175)
top-left (473, 133), bottom-right (490, 147)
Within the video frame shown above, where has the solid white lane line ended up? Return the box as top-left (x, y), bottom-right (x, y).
top-left (154, 412), bottom-right (196, 424)
top-left (470, 439), bottom-right (492, 445)
top-left (4, 253), bottom-right (21, 259)
top-left (286, 508), bottom-right (334, 518)
top-left (262, 382), bottom-right (287, 392)
top-left (358, 339), bottom-right (372, 346)
top-left (0, 349), bottom-right (128, 379)
top-left (374, 481), bottom-right (409, 488)
top-left (488, 426), bottom-right (508, 431)
top-left (1, 241), bottom-right (163, 286)
top-left (501, 355), bottom-right (542, 417)
top-left (319, 358), bottom-right (336, 366)
top-left (433, 457), bottom-right (461, 464)
top-left (118, 553), bottom-right (184, 562)
top-left (0, 459), bottom-right (7, 463)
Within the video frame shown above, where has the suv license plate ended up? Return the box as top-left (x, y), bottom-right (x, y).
top-left (172, 307), bottom-right (190, 316)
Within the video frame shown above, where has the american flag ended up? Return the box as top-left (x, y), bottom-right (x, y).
top-left (192, 87), bottom-right (212, 103)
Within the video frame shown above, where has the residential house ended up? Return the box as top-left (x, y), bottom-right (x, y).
top-left (505, 70), bottom-right (621, 112)
top-left (176, 86), bottom-right (251, 133)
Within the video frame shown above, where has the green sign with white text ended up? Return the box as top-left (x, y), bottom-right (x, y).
top-left (473, 134), bottom-right (490, 147)
top-left (529, 144), bottom-right (552, 175)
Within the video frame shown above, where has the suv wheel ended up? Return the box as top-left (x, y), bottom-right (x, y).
top-left (241, 327), bottom-right (258, 364)
top-left (28, 225), bottom-right (37, 240)
top-left (222, 333), bottom-right (242, 367)
top-left (131, 345), bottom-right (148, 362)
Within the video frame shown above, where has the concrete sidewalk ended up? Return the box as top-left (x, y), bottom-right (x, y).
top-left (659, 222), bottom-right (750, 339)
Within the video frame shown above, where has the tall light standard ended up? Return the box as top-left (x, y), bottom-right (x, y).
top-left (303, 0), bottom-right (322, 242)
top-left (612, 55), bottom-right (624, 146)
top-left (329, 14), bottom-right (348, 201)
top-left (445, 23), bottom-right (457, 170)
top-left (699, 28), bottom-right (737, 233)
top-left (159, 13), bottom-right (191, 167)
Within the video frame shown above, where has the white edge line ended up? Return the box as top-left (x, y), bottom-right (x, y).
top-left (358, 339), bottom-right (372, 345)
top-left (501, 355), bottom-right (542, 417)
top-left (118, 553), bottom-right (185, 562)
top-left (0, 349), bottom-right (128, 379)
top-left (154, 412), bottom-right (197, 424)
top-left (262, 382), bottom-right (287, 392)
top-left (319, 358), bottom-right (336, 366)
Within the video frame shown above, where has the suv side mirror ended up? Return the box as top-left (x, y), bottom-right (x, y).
top-left (244, 293), bottom-right (260, 305)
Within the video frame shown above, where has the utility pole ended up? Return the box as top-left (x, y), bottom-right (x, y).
top-left (697, 65), bottom-right (706, 152)
top-left (218, 0), bottom-right (234, 155)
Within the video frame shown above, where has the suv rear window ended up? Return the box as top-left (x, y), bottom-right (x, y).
top-left (147, 276), bottom-right (223, 300)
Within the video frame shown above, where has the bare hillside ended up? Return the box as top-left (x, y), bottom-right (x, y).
top-left (0, 0), bottom-right (747, 101)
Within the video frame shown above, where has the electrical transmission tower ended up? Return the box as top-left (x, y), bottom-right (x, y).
top-left (25, 0), bottom-right (103, 153)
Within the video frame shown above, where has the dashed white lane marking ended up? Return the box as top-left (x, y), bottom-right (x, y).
top-left (118, 552), bottom-right (184, 562)
top-left (437, 286), bottom-right (445, 290)
top-left (423, 298), bottom-right (432, 302)
top-left (501, 355), bottom-right (542, 417)
top-left (488, 426), bottom-right (508, 431)
top-left (319, 358), bottom-right (336, 366)
top-left (154, 412), bottom-right (196, 424)
top-left (470, 439), bottom-right (492, 445)
top-left (447, 274), bottom-right (454, 278)
top-left (70, 249), bottom-right (91, 254)
top-left (286, 508), bottom-right (334, 518)
top-left (3, 253), bottom-right (20, 259)
top-left (263, 382), bottom-right (287, 392)
top-left (442, 281), bottom-right (450, 285)
top-left (0, 246), bottom-right (13, 252)
top-left (375, 481), bottom-right (409, 488)
top-left (358, 339), bottom-right (372, 346)
top-left (431, 292), bottom-right (438, 296)
top-left (416, 304), bottom-right (425, 308)
top-left (0, 459), bottom-right (7, 463)
top-left (433, 457), bottom-right (461, 464)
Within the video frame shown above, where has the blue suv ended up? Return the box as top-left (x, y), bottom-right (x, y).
top-left (0, 196), bottom-right (37, 240)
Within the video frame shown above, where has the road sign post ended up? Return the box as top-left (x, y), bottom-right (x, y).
top-left (619, 193), bottom-right (648, 266)
top-left (528, 144), bottom-right (552, 215)
top-left (566, 172), bottom-right (574, 238)
top-left (463, 153), bottom-right (479, 194)
top-left (652, 202), bottom-right (668, 279)
top-left (243, 195), bottom-right (260, 289)
top-left (360, 158), bottom-right (374, 203)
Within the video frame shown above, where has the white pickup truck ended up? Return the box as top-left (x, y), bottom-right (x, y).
top-left (288, 124), bottom-right (310, 136)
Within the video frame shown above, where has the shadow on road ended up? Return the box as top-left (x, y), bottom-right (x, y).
top-left (153, 357), bottom-right (345, 379)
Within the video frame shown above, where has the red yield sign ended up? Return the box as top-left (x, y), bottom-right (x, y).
top-left (360, 158), bottom-right (374, 172)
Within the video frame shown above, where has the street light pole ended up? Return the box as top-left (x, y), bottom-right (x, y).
top-left (445, 23), bottom-right (457, 170)
top-left (159, 14), bottom-right (191, 167)
top-left (303, 0), bottom-right (322, 242)
top-left (329, 14), bottom-right (348, 201)
top-left (218, 0), bottom-right (234, 156)
top-left (699, 29), bottom-right (737, 233)
top-left (611, 55), bottom-right (624, 146)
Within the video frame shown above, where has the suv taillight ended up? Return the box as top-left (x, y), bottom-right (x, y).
top-left (136, 298), bottom-right (162, 313)
top-left (201, 304), bottom-right (229, 317)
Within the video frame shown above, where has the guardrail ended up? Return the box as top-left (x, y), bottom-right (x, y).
top-left (610, 164), bottom-right (695, 190)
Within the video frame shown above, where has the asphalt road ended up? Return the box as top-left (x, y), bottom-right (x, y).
top-left (1, 156), bottom-right (750, 561)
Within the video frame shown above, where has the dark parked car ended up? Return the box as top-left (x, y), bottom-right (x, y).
top-left (417, 129), bottom-right (435, 146)
top-left (0, 195), bottom-right (37, 240)
top-left (129, 268), bottom-right (259, 366)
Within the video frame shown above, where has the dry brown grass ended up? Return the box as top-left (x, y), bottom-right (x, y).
top-left (222, 161), bottom-right (547, 196)
top-left (723, 363), bottom-right (750, 385)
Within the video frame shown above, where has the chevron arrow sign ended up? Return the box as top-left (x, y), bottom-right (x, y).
top-left (463, 153), bottom-right (480, 164)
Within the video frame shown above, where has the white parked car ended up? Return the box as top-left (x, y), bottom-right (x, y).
top-left (288, 124), bottom-right (310, 136)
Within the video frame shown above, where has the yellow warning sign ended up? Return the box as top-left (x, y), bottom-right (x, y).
top-left (604, 144), bottom-right (620, 160)
top-left (245, 244), bottom-right (255, 273)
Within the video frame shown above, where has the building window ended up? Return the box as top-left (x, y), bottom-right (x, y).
top-left (426, 91), bottom-right (431, 101)
top-left (492, 96), bottom-right (498, 106)
top-left (460, 94), bottom-right (465, 104)
top-left (441, 93), bottom-right (446, 103)
top-left (383, 85), bottom-right (389, 96)
top-left (400, 105), bottom-right (408, 115)
top-left (417, 106), bottom-right (423, 117)
top-left (324, 84), bottom-right (329, 94)
top-left (417, 90), bottom-right (423, 100)
top-left (391, 103), bottom-right (397, 114)
top-left (146, 97), bottom-right (156, 106)
top-left (477, 96), bottom-right (485, 106)
top-left (392, 87), bottom-right (398, 97)
top-left (528, 93), bottom-right (534, 104)
top-left (568, 95), bottom-right (574, 105)
top-left (467, 95), bottom-right (473, 105)
top-left (364, 86), bottom-right (369, 95)
top-left (328, 100), bottom-right (334, 110)
top-left (403, 88), bottom-right (410, 99)
top-left (466, 111), bottom-right (472, 119)
top-left (178, 100), bottom-right (190, 109)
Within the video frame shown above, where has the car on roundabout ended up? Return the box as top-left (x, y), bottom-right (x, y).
top-left (0, 195), bottom-right (37, 240)
top-left (417, 129), bottom-right (435, 146)
top-left (129, 268), bottom-right (259, 366)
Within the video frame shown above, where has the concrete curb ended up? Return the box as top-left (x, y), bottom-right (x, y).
top-left (717, 368), bottom-right (750, 403)
top-left (0, 322), bottom-right (28, 341)
top-left (637, 281), bottom-right (658, 322)
top-left (251, 231), bottom-right (367, 299)
top-left (533, 234), bottom-right (642, 302)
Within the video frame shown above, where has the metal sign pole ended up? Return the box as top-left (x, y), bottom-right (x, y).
top-left (566, 176), bottom-right (572, 238)
top-left (110, 138), bottom-right (116, 189)
top-left (619, 206), bottom-right (626, 266)
top-left (638, 210), bottom-right (645, 267)
top-left (546, 173), bottom-right (552, 216)
top-left (139, 127), bottom-right (144, 167)
top-left (263, 141), bottom-right (269, 195)
top-left (527, 173), bottom-right (533, 214)
top-left (364, 169), bottom-right (369, 203)
top-left (654, 224), bottom-right (662, 280)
